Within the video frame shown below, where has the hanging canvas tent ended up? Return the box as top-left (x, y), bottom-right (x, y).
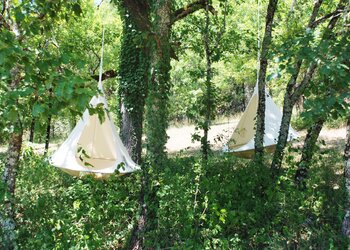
top-left (224, 0), bottom-right (298, 158)
top-left (50, 29), bottom-right (139, 178)
top-left (224, 86), bottom-right (298, 158)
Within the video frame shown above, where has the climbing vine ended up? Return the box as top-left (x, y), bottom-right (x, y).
top-left (118, 5), bottom-right (150, 163)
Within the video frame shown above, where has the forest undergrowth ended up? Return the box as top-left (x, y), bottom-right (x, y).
top-left (0, 142), bottom-right (348, 249)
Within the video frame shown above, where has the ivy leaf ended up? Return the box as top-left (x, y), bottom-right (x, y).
top-left (7, 107), bottom-right (18, 122)
top-left (14, 9), bottom-right (25, 22)
top-left (32, 103), bottom-right (45, 116)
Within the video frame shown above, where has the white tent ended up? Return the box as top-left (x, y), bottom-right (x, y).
top-left (50, 28), bottom-right (139, 178)
top-left (224, 86), bottom-right (298, 158)
top-left (50, 95), bottom-right (140, 178)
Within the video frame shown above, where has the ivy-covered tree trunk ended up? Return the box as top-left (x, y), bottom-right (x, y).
top-left (342, 116), bottom-right (350, 236)
top-left (119, 8), bottom-right (150, 163)
top-left (118, 1), bottom-right (214, 247)
top-left (254, 0), bottom-right (279, 161)
top-left (294, 119), bottom-right (324, 188)
top-left (143, 1), bottom-right (172, 247)
top-left (145, 0), bottom-right (172, 165)
top-left (118, 2), bottom-right (151, 249)
top-left (271, 0), bottom-right (346, 172)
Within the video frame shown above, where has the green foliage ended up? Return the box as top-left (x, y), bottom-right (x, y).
top-left (9, 147), bottom-right (140, 249)
top-left (1, 142), bottom-right (348, 248)
top-left (0, 0), bottom-right (122, 141)
top-left (1, 0), bottom-right (350, 248)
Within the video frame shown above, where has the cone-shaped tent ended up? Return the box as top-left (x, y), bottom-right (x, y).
top-left (50, 95), bottom-right (140, 178)
top-left (224, 86), bottom-right (298, 158)
top-left (50, 28), bottom-right (139, 178)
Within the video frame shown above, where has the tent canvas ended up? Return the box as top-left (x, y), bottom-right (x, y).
top-left (50, 95), bottom-right (140, 178)
top-left (51, 28), bottom-right (139, 178)
top-left (224, 86), bottom-right (298, 158)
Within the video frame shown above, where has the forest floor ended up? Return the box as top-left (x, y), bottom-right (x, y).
top-left (166, 120), bottom-right (347, 153)
top-left (0, 118), bottom-right (346, 155)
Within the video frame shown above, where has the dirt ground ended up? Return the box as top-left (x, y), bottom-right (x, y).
top-left (166, 120), bottom-right (347, 153)
top-left (0, 119), bottom-right (346, 155)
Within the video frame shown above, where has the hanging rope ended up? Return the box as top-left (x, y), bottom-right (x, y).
top-left (256, 0), bottom-right (261, 87)
top-left (98, 27), bottom-right (105, 93)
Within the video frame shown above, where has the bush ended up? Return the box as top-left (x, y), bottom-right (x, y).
top-left (1, 146), bottom-right (348, 249)
top-left (15, 147), bottom-right (140, 249)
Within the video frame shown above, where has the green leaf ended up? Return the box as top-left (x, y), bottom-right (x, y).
top-left (32, 103), bottom-right (45, 116)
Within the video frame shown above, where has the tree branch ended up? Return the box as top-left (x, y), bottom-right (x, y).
top-left (0, 14), bottom-right (10, 30)
top-left (291, 0), bottom-right (347, 102)
top-left (212, 0), bottom-right (228, 52)
top-left (172, 0), bottom-right (216, 24)
top-left (0, 0), bottom-right (10, 30)
top-left (310, 9), bottom-right (344, 28)
top-left (2, 0), bottom-right (7, 15)
top-left (306, 0), bottom-right (324, 27)
top-left (91, 70), bottom-right (118, 81)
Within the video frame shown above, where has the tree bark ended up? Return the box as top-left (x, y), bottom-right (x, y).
top-left (29, 118), bottom-right (35, 142)
top-left (1, 3), bottom-right (24, 244)
top-left (342, 116), bottom-right (350, 236)
top-left (254, 0), bottom-right (279, 161)
top-left (271, 0), bottom-right (346, 172)
top-left (241, 83), bottom-right (246, 111)
top-left (51, 121), bottom-right (55, 139)
top-left (1, 65), bottom-right (23, 249)
top-left (294, 119), bottom-right (324, 188)
top-left (44, 115), bottom-right (52, 155)
top-left (1, 128), bottom-right (23, 249)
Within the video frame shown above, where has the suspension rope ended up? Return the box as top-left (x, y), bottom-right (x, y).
top-left (256, 0), bottom-right (261, 88)
top-left (98, 27), bottom-right (105, 92)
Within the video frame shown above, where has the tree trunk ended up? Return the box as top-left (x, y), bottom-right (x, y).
top-left (118, 3), bottom-right (151, 249)
top-left (51, 121), bottom-right (55, 139)
top-left (145, 0), bottom-right (172, 164)
top-left (241, 83), bottom-right (246, 111)
top-left (271, 64), bottom-right (319, 171)
top-left (44, 115), bottom-right (52, 155)
top-left (295, 119), bottom-right (324, 188)
top-left (143, 1), bottom-right (172, 247)
top-left (0, 128), bottom-right (22, 249)
top-left (201, 2), bottom-right (213, 162)
top-left (271, 0), bottom-right (345, 171)
top-left (29, 118), bottom-right (35, 142)
top-left (119, 6), bottom-right (150, 163)
top-left (119, 1), bottom-right (212, 247)
top-left (254, 0), bottom-right (279, 161)
top-left (0, 61), bottom-right (23, 249)
top-left (342, 116), bottom-right (350, 236)
top-left (126, 173), bottom-right (147, 250)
